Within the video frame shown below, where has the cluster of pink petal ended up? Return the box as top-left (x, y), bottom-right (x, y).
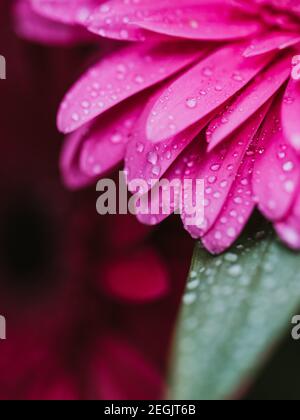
top-left (15, 0), bottom-right (300, 253)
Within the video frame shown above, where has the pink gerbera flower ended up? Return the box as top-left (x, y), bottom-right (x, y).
top-left (15, 0), bottom-right (300, 253)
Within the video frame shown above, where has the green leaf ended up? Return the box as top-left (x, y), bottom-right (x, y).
top-left (169, 220), bottom-right (300, 400)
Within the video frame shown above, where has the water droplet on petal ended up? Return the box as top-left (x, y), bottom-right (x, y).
top-left (283, 161), bottom-right (294, 172)
top-left (147, 152), bottom-right (158, 165)
top-left (186, 97), bottom-right (197, 109)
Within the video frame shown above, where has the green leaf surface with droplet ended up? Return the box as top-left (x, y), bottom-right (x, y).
top-left (169, 221), bottom-right (300, 400)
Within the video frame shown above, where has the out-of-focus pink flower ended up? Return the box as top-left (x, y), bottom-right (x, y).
top-left (1, 2), bottom-right (193, 399)
top-left (16, 0), bottom-right (300, 254)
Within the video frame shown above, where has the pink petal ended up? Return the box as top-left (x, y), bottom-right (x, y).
top-left (30, 0), bottom-right (99, 25)
top-left (146, 45), bottom-right (274, 142)
top-left (60, 124), bottom-right (94, 190)
top-left (206, 54), bottom-right (290, 150)
top-left (182, 104), bottom-right (269, 238)
top-left (80, 96), bottom-right (146, 178)
top-left (87, 0), bottom-right (158, 41)
top-left (126, 125), bottom-right (200, 193)
top-left (14, 0), bottom-right (89, 46)
top-left (282, 78), bottom-right (300, 152)
top-left (57, 41), bottom-right (204, 133)
top-left (101, 248), bottom-right (169, 302)
top-left (87, 0), bottom-right (255, 42)
top-left (230, 0), bottom-right (261, 13)
top-left (276, 190), bottom-right (300, 250)
top-left (243, 31), bottom-right (300, 57)
top-left (135, 141), bottom-right (199, 226)
top-left (202, 148), bottom-right (256, 254)
top-left (253, 102), bottom-right (300, 221)
top-left (125, 86), bottom-right (211, 193)
top-left (136, 4), bottom-right (261, 41)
